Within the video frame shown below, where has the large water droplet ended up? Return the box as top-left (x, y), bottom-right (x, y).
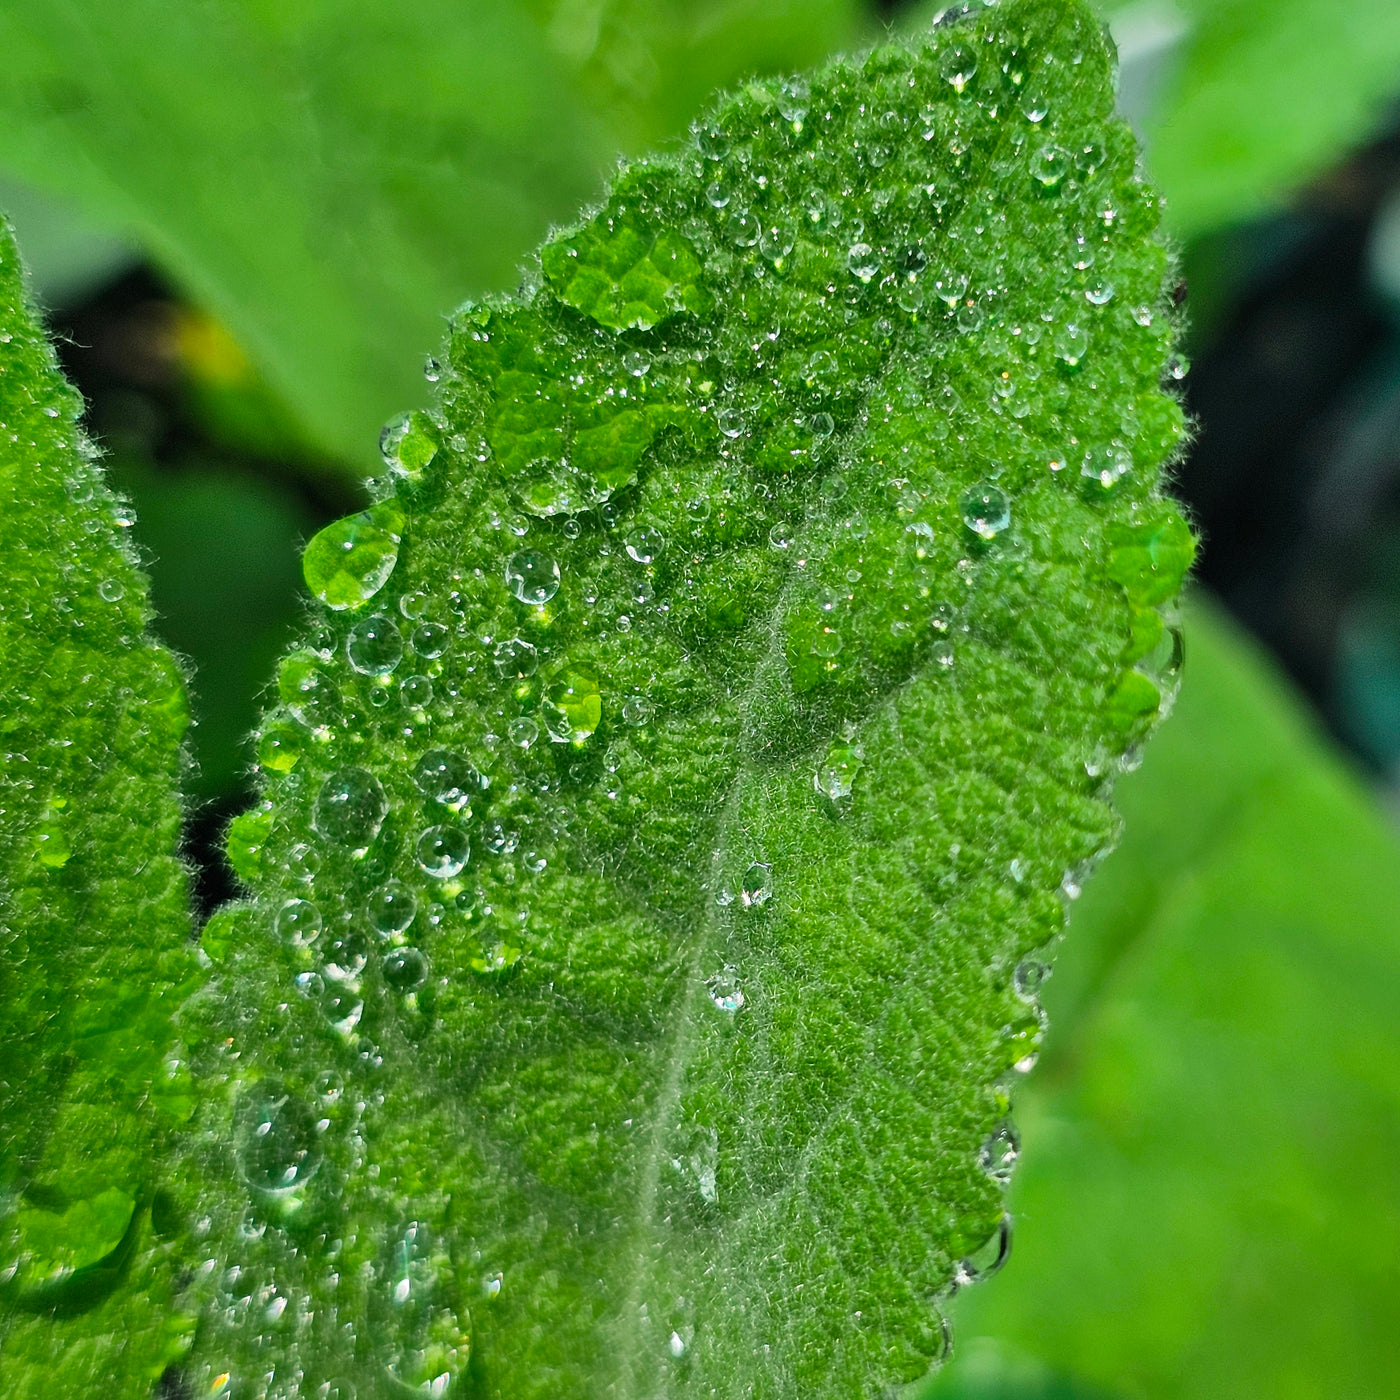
top-left (505, 550), bottom-right (560, 606)
top-left (814, 739), bottom-right (864, 801)
top-left (740, 863), bottom-right (772, 908)
top-left (380, 410), bottom-right (441, 484)
top-left (369, 880), bottom-right (418, 938)
top-left (492, 637), bottom-right (538, 680)
top-left (234, 1082), bottom-right (322, 1195)
top-left (303, 500), bottom-right (405, 611)
top-left (314, 768), bottom-right (388, 853)
top-left (383, 945), bottom-right (429, 992)
top-left (275, 898), bottom-right (322, 948)
top-left (543, 665), bottom-right (602, 744)
top-left (707, 967), bottom-right (745, 1012)
top-left (347, 614), bottom-right (405, 676)
top-left (257, 721), bottom-right (303, 773)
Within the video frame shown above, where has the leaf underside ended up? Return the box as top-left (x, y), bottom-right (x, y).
top-left (7, 0), bottom-right (1196, 1395)
top-left (0, 218), bottom-right (196, 1395)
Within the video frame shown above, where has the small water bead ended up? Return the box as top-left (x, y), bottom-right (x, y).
top-left (323, 926), bottom-right (370, 982)
top-left (347, 614), bottom-right (404, 676)
top-left (759, 224), bottom-right (795, 262)
top-left (940, 43), bottom-right (979, 93)
top-left (275, 899), bottom-right (323, 948)
top-left (1075, 141), bottom-right (1107, 177)
top-left (933, 269), bottom-right (969, 308)
top-left (695, 121), bottom-right (730, 159)
top-left (812, 628), bottom-right (841, 658)
top-left (961, 484), bottom-right (1012, 540)
top-left (416, 826), bottom-right (470, 880)
top-left (369, 880), bottom-right (418, 938)
top-left (716, 408), bottom-right (744, 438)
top-left (777, 75), bottom-right (810, 123)
top-left (423, 356), bottom-right (442, 384)
top-left (401, 675), bottom-right (433, 707)
top-left (625, 526), bottom-right (665, 564)
top-left (233, 1082), bottom-right (322, 1195)
top-left (1081, 444), bottom-right (1132, 489)
top-left (623, 350), bottom-right (652, 377)
top-left (809, 411), bottom-right (835, 438)
top-left (705, 180), bottom-right (731, 209)
top-left (314, 768), bottom-right (388, 852)
top-left (507, 717), bottom-right (538, 749)
top-left (411, 623), bottom-right (450, 659)
top-left (505, 550), bottom-right (560, 606)
top-left (814, 739), bottom-right (863, 801)
top-left (257, 721), bottom-right (303, 773)
top-left (1054, 322), bottom-right (1090, 368)
top-left (303, 499), bottom-right (405, 610)
top-left (289, 842), bottom-right (321, 882)
top-left (98, 577), bottom-right (125, 602)
top-left (979, 1124), bottom-right (1021, 1183)
top-left (279, 651), bottom-right (339, 730)
top-left (379, 409), bottom-right (441, 484)
top-left (1030, 144), bottom-right (1071, 189)
top-left (320, 984), bottom-right (365, 1036)
top-left (1014, 958), bottom-right (1051, 999)
top-left (493, 636), bottom-right (538, 680)
top-left (413, 749), bottom-right (482, 808)
top-left (740, 863), bottom-right (772, 908)
top-left (847, 243), bottom-right (879, 282)
top-left (382, 946), bottom-right (429, 992)
top-left (621, 694), bottom-right (654, 727)
top-left (707, 967), bottom-right (745, 1013)
top-left (1085, 280), bottom-right (1115, 306)
top-left (726, 208), bottom-right (761, 248)
top-left (1132, 305), bottom-right (1155, 328)
top-left (1020, 91), bottom-right (1049, 123)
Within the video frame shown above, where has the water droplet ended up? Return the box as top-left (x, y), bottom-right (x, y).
top-left (369, 880), bottom-right (418, 937)
top-left (979, 1124), bottom-right (1020, 1183)
top-left (413, 750), bottom-right (481, 809)
top-left (814, 738), bottom-right (863, 801)
top-left (401, 674), bottom-right (433, 707)
top-left (314, 768), bottom-right (388, 852)
top-left (275, 898), bottom-right (322, 948)
top-left (416, 826), bottom-right (470, 880)
top-left (1031, 145), bottom-right (1071, 189)
top-left (847, 242), bottom-right (879, 282)
top-left (740, 863), bottom-right (772, 908)
top-left (961, 484), bottom-right (1011, 540)
top-left (933, 269), bottom-right (970, 308)
top-left (382, 946), bottom-right (429, 992)
top-left (717, 407), bottom-right (744, 438)
top-left (507, 717), bottom-right (538, 749)
top-left (707, 967), bottom-right (745, 1012)
top-left (544, 665), bottom-right (602, 744)
top-left (1085, 280), bottom-right (1115, 306)
top-left (669, 1331), bottom-right (687, 1359)
top-left (303, 500), bottom-right (405, 610)
top-left (1014, 958), bottom-right (1050, 999)
top-left (98, 577), bottom-right (125, 602)
top-left (278, 651), bottom-right (340, 731)
top-left (777, 76), bottom-right (810, 123)
top-left (423, 356), bottom-right (442, 384)
top-left (257, 721), bottom-right (303, 773)
top-left (347, 614), bottom-right (404, 676)
top-left (621, 694), bottom-right (654, 727)
top-left (759, 224), bottom-right (795, 262)
top-left (505, 550), bottom-right (560, 606)
top-left (234, 1082), bottom-right (322, 1194)
top-left (726, 208), bottom-right (761, 248)
top-left (379, 410), bottom-right (441, 483)
top-left (1080, 444), bottom-right (1132, 490)
top-left (412, 623), bottom-right (450, 659)
top-left (695, 121), bottom-right (730, 160)
top-left (626, 526), bottom-right (665, 564)
top-left (623, 350), bottom-right (652, 377)
top-left (490, 636), bottom-right (538, 681)
top-left (1054, 322), bottom-right (1090, 368)
top-left (940, 42), bottom-right (979, 92)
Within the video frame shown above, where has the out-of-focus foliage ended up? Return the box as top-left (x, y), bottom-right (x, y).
top-left (925, 602), bottom-right (1400, 1398)
top-left (0, 0), bottom-right (860, 468)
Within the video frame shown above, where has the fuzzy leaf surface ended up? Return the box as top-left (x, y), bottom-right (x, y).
top-left (185, 5), bottom-right (1193, 1397)
top-left (0, 217), bottom-right (197, 1394)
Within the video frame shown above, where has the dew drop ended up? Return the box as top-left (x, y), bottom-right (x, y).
top-left (98, 577), bottom-right (125, 602)
top-left (940, 44), bottom-right (978, 93)
top-left (979, 1124), bottom-right (1020, 1183)
top-left (706, 966), bottom-right (745, 1013)
top-left (379, 409), bottom-right (441, 483)
top-left (740, 863), bottom-right (772, 908)
top-left (401, 674), bottom-right (433, 707)
top-left (621, 694), bottom-right (654, 727)
top-left (382, 946), bottom-right (429, 992)
top-left (814, 738), bottom-right (863, 801)
top-left (1030, 144), bottom-right (1071, 189)
top-left (346, 614), bottom-right (404, 676)
top-left (544, 665), bottom-right (602, 744)
top-left (1054, 322), bottom-right (1090, 368)
top-left (275, 898), bottom-right (322, 948)
top-left (234, 1082), bottom-right (322, 1195)
top-left (257, 721), bottom-right (303, 774)
top-left (415, 825), bottom-right (470, 880)
top-left (626, 526), bottom-right (665, 564)
top-left (412, 622), bottom-right (450, 659)
top-left (847, 242), bottom-right (879, 282)
top-left (505, 550), bottom-right (560, 606)
top-left (412, 750), bottom-right (482, 809)
top-left (961, 484), bottom-right (1011, 540)
top-left (303, 500), bottom-right (405, 611)
top-left (314, 768), bottom-right (388, 852)
top-left (368, 880), bottom-right (418, 937)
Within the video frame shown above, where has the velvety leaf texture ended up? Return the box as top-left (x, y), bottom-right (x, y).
top-left (0, 219), bottom-right (197, 1393)
top-left (178, 3), bottom-right (1192, 1397)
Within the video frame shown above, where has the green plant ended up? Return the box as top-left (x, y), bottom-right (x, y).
top-left (1, 1), bottom-right (1204, 1394)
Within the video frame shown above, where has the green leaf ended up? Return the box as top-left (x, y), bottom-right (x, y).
top-left (172, 4), bottom-right (1194, 1395)
top-left (0, 1), bottom-right (860, 469)
top-left (925, 600), bottom-right (1400, 1397)
top-left (0, 217), bottom-right (198, 1392)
